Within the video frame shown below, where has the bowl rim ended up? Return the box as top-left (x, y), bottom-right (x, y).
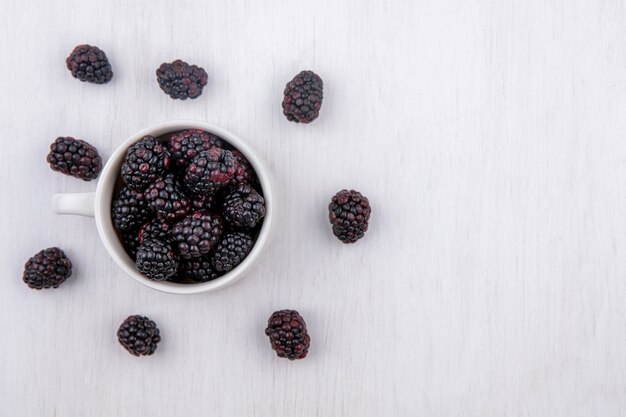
top-left (94, 120), bottom-right (274, 295)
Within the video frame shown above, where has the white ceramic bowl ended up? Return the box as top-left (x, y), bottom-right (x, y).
top-left (52, 120), bottom-right (274, 294)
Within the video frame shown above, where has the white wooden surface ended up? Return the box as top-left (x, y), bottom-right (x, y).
top-left (1, 0), bottom-right (626, 415)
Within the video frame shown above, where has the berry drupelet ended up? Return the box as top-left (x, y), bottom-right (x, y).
top-left (265, 310), bottom-right (310, 360)
top-left (117, 315), bottom-right (161, 356)
top-left (223, 184), bottom-right (266, 229)
top-left (156, 60), bottom-right (208, 100)
top-left (120, 136), bottom-right (170, 191)
top-left (282, 70), bottom-right (324, 123)
top-left (168, 129), bottom-right (225, 168)
top-left (171, 212), bottom-right (224, 259)
top-left (184, 147), bottom-right (236, 196)
top-left (111, 186), bottom-right (150, 232)
top-left (177, 258), bottom-right (223, 282)
top-left (66, 44), bottom-right (113, 84)
top-left (47, 136), bottom-right (102, 181)
top-left (210, 232), bottom-right (254, 272)
top-left (135, 240), bottom-right (178, 281)
top-left (144, 173), bottom-right (190, 221)
top-left (22, 247), bottom-right (72, 290)
top-left (328, 189), bottom-right (371, 243)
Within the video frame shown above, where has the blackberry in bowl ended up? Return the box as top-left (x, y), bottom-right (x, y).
top-left (52, 121), bottom-right (273, 295)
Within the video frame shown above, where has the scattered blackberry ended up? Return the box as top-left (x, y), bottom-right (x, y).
top-left (156, 60), bottom-right (208, 100)
top-left (328, 189), bottom-right (371, 243)
top-left (47, 136), bottom-right (102, 181)
top-left (184, 147), bottom-right (236, 196)
top-left (121, 136), bottom-right (170, 191)
top-left (177, 258), bottom-right (223, 282)
top-left (171, 212), bottom-right (224, 259)
top-left (223, 184), bottom-right (266, 228)
top-left (138, 219), bottom-right (171, 245)
top-left (135, 240), bottom-right (178, 281)
top-left (66, 44), bottom-right (113, 84)
top-left (22, 247), bottom-right (72, 290)
top-left (111, 186), bottom-right (150, 232)
top-left (144, 174), bottom-right (190, 221)
top-left (265, 310), bottom-right (310, 360)
top-left (190, 193), bottom-right (218, 212)
top-left (232, 149), bottom-right (258, 186)
top-left (168, 129), bottom-right (225, 167)
top-left (121, 230), bottom-right (141, 260)
top-left (117, 315), bottom-right (161, 357)
top-left (210, 232), bottom-right (253, 272)
top-left (282, 70), bottom-right (323, 123)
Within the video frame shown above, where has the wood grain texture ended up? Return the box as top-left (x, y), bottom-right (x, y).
top-left (1, 0), bottom-right (626, 415)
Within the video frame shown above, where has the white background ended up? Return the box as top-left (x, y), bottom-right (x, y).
top-left (1, 0), bottom-right (626, 415)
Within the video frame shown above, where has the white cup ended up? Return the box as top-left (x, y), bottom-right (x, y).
top-left (52, 120), bottom-right (275, 295)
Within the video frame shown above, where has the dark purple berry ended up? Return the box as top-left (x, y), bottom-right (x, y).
top-left (47, 136), bottom-right (102, 181)
top-left (117, 315), bottom-right (161, 356)
top-left (144, 174), bottom-right (190, 221)
top-left (171, 212), bottom-right (224, 259)
top-left (168, 129), bottom-right (225, 167)
top-left (156, 60), bottom-right (208, 100)
top-left (265, 310), bottom-right (310, 360)
top-left (223, 184), bottom-right (266, 228)
top-left (328, 189), bottom-right (371, 243)
top-left (210, 232), bottom-right (254, 272)
top-left (22, 247), bottom-right (72, 290)
top-left (66, 44), bottom-right (113, 84)
top-left (120, 136), bottom-right (170, 191)
top-left (111, 186), bottom-right (150, 232)
top-left (282, 70), bottom-right (323, 123)
top-left (135, 240), bottom-right (178, 281)
top-left (184, 147), bottom-right (236, 196)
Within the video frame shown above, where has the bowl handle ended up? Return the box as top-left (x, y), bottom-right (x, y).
top-left (51, 192), bottom-right (96, 217)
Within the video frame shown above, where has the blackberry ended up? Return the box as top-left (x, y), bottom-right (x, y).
top-left (265, 310), bottom-right (310, 360)
top-left (135, 240), bottom-right (178, 281)
top-left (168, 129), bottom-right (225, 167)
top-left (47, 136), bottom-right (102, 181)
top-left (328, 189), bottom-right (371, 243)
top-left (232, 149), bottom-right (258, 186)
top-left (121, 136), bottom-right (170, 191)
top-left (210, 232), bottom-right (253, 272)
top-left (117, 315), bottom-right (161, 356)
top-left (22, 247), bottom-right (72, 290)
top-left (223, 184), bottom-right (266, 228)
top-left (66, 44), bottom-right (113, 84)
top-left (144, 174), bottom-right (190, 221)
top-left (156, 60), bottom-right (208, 100)
top-left (282, 70), bottom-right (323, 124)
top-left (171, 212), bottom-right (224, 259)
top-left (138, 219), bottom-right (171, 245)
top-left (184, 147), bottom-right (236, 196)
top-left (111, 186), bottom-right (150, 232)
top-left (177, 258), bottom-right (223, 282)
